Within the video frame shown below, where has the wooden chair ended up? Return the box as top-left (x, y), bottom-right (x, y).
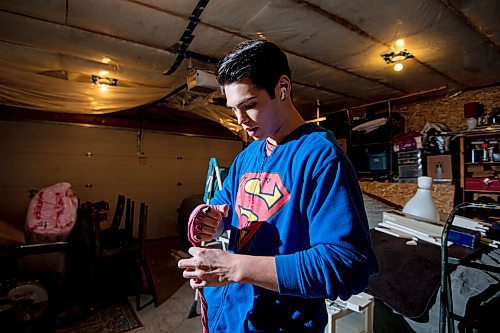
top-left (97, 195), bottom-right (126, 248)
top-left (80, 197), bottom-right (155, 310)
top-left (135, 202), bottom-right (156, 310)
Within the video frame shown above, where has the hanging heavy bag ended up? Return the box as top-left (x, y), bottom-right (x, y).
top-left (25, 182), bottom-right (78, 243)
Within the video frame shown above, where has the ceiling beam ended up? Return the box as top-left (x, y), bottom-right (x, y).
top-left (296, 0), bottom-right (463, 86)
top-left (440, 0), bottom-right (500, 53)
top-left (0, 106), bottom-right (239, 140)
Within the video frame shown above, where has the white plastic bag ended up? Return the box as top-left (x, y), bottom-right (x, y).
top-left (25, 182), bottom-right (78, 243)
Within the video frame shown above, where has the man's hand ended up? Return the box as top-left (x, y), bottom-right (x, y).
top-left (188, 204), bottom-right (229, 246)
top-left (178, 247), bottom-right (279, 292)
top-left (178, 247), bottom-right (239, 289)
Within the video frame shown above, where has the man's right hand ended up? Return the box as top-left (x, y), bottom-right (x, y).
top-left (188, 204), bottom-right (229, 247)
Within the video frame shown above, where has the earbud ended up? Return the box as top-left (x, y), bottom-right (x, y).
top-left (280, 88), bottom-right (286, 101)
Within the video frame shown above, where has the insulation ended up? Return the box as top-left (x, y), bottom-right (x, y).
top-left (0, 0), bottom-right (498, 134)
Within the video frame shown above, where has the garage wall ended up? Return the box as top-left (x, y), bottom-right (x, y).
top-left (0, 120), bottom-right (242, 239)
top-left (395, 85), bottom-right (500, 132)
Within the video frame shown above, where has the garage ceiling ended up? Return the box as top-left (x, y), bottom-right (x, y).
top-left (0, 0), bottom-right (498, 137)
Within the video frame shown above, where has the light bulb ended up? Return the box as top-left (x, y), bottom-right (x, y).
top-left (98, 70), bottom-right (109, 76)
top-left (101, 57), bottom-right (111, 64)
top-left (395, 39), bottom-right (405, 47)
top-left (394, 63), bottom-right (404, 71)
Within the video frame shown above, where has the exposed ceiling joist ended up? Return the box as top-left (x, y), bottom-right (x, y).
top-left (294, 81), bottom-right (369, 102)
top-left (297, 0), bottom-right (463, 86)
top-left (440, 0), bottom-right (500, 53)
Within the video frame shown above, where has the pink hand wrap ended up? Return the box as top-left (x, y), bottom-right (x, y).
top-left (187, 204), bottom-right (228, 333)
top-left (187, 204), bottom-right (228, 247)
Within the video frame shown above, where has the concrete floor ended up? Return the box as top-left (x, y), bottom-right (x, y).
top-left (133, 281), bottom-right (201, 333)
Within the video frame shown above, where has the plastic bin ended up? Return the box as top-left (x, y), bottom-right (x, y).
top-left (398, 164), bottom-right (423, 178)
top-left (367, 152), bottom-right (388, 171)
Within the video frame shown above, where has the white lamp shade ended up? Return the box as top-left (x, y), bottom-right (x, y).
top-left (402, 176), bottom-right (439, 221)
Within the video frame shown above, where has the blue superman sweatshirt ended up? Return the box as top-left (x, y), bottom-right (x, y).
top-left (207, 123), bottom-right (378, 332)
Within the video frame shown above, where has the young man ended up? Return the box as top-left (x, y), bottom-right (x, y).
top-left (178, 39), bottom-right (378, 332)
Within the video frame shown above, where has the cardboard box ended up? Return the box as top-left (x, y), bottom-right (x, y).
top-left (347, 108), bottom-right (366, 122)
top-left (427, 155), bottom-right (452, 179)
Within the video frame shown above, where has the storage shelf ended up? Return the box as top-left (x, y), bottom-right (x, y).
top-left (351, 142), bottom-right (391, 147)
top-left (460, 131), bottom-right (500, 203)
top-left (464, 189), bottom-right (500, 193)
top-left (464, 161), bottom-right (500, 165)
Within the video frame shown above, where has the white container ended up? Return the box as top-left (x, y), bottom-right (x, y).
top-left (467, 117), bottom-right (478, 130)
top-left (402, 176), bottom-right (439, 222)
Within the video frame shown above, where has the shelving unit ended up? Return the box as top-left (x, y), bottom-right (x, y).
top-left (350, 142), bottom-right (391, 147)
top-left (346, 101), bottom-right (403, 179)
top-left (396, 149), bottom-right (423, 182)
top-left (458, 130), bottom-right (500, 203)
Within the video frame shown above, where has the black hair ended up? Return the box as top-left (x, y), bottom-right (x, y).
top-left (216, 39), bottom-right (291, 99)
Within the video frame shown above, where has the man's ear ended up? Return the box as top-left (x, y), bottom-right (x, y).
top-left (277, 75), bottom-right (290, 101)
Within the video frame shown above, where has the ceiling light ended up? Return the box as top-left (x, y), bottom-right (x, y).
top-left (381, 49), bottom-right (413, 72)
top-left (98, 70), bottom-right (109, 76)
top-left (256, 32), bottom-right (266, 39)
top-left (92, 75), bottom-right (117, 87)
top-left (395, 39), bottom-right (405, 47)
top-left (101, 57), bottom-right (111, 64)
top-left (381, 50), bottom-right (414, 64)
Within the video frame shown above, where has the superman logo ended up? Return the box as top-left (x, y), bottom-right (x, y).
top-left (235, 172), bottom-right (290, 229)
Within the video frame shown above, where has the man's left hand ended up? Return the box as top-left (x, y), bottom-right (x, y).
top-left (178, 247), bottom-right (241, 289)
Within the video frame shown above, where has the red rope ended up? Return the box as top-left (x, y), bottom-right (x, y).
top-left (200, 289), bottom-right (208, 333)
